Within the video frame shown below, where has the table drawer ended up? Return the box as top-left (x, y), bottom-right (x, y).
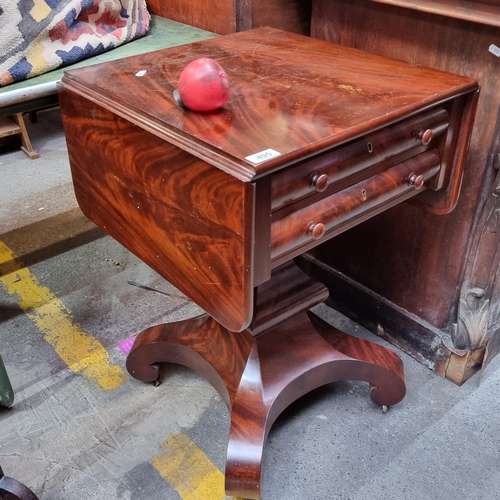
top-left (270, 148), bottom-right (441, 264)
top-left (271, 107), bottom-right (449, 211)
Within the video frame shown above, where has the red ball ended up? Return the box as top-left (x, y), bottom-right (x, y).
top-left (174, 58), bottom-right (230, 111)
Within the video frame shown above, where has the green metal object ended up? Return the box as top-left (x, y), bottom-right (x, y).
top-left (0, 354), bottom-right (14, 408)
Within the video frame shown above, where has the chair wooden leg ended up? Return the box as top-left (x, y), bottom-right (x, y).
top-left (12, 114), bottom-right (39, 159)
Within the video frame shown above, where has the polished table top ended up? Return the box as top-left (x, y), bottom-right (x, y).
top-left (61, 27), bottom-right (476, 180)
top-left (59, 28), bottom-right (478, 332)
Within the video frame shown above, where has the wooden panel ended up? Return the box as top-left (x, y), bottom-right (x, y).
top-left (146, 0), bottom-right (237, 34)
top-left (271, 107), bottom-right (450, 211)
top-left (370, 0), bottom-right (500, 27)
top-left (0, 116), bottom-right (20, 138)
top-left (311, 0), bottom-right (499, 331)
top-left (145, 0), bottom-right (311, 35)
top-left (271, 150), bottom-right (442, 264)
top-left (58, 88), bottom-right (255, 333)
top-left (243, 0), bottom-right (312, 34)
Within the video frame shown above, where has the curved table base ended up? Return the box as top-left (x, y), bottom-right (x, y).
top-left (126, 262), bottom-right (406, 499)
top-left (0, 467), bottom-right (39, 500)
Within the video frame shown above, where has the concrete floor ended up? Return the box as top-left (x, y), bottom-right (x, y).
top-left (1, 108), bottom-right (500, 500)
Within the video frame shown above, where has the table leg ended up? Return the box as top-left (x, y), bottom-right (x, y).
top-left (12, 114), bottom-right (40, 160)
top-left (0, 467), bottom-right (39, 500)
top-left (126, 262), bottom-right (405, 499)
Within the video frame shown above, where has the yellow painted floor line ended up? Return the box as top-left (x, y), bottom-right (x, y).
top-left (0, 240), bottom-right (127, 390)
top-left (152, 432), bottom-right (242, 500)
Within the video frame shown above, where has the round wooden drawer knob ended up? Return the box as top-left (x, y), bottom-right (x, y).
top-left (408, 173), bottom-right (425, 189)
top-left (418, 129), bottom-right (433, 145)
top-left (308, 222), bottom-right (326, 240)
top-left (311, 173), bottom-right (330, 192)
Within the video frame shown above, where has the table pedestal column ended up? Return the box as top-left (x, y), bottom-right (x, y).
top-left (126, 261), bottom-right (406, 499)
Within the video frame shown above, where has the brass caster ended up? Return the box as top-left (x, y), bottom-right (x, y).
top-left (381, 405), bottom-right (389, 413)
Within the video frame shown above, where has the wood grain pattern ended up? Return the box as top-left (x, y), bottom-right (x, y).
top-left (370, 0), bottom-right (500, 27)
top-left (60, 27), bottom-right (477, 181)
top-left (458, 130), bottom-right (500, 368)
top-left (146, 0), bottom-right (237, 34)
top-left (58, 28), bottom-right (477, 334)
top-left (58, 89), bottom-right (255, 332)
top-left (311, 0), bottom-right (488, 333)
top-left (58, 28), bottom-right (480, 496)
top-left (126, 261), bottom-right (405, 499)
top-left (243, 0), bottom-right (312, 34)
top-left (146, 0), bottom-right (312, 35)
top-left (271, 150), bottom-right (441, 265)
top-left (271, 106), bottom-right (450, 211)
top-left (309, 1), bottom-right (500, 382)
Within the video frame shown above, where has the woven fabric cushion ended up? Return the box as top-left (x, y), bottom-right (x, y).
top-left (0, 0), bottom-right (150, 87)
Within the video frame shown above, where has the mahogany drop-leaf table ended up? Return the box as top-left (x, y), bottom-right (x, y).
top-left (58, 28), bottom-right (478, 499)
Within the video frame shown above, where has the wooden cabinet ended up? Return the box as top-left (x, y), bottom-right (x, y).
top-left (146, 0), bottom-right (312, 35)
top-left (309, 0), bottom-right (500, 384)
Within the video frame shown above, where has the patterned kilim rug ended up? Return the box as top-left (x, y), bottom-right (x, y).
top-left (0, 0), bottom-right (150, 87)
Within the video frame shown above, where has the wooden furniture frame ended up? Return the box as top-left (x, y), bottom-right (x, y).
top-left (310, 0), bottom-right (500, 384)
top-left (58, 28), bottom-right (477, 498)
top-left (146, 0), bottom-right (312, 35)
top-left (0, 114), bottom-right (39, 159)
